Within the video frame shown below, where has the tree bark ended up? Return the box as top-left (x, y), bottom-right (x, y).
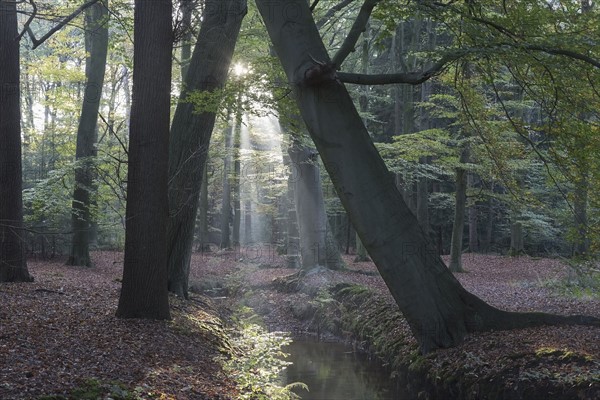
top-left (510, 219), bottom-right (525, 256)
top-left (288, 142), bottom-right (328, 270)
top-left (255, 0), bottom-right (598, 353)
top-left (467, 172), bottom-right (479, 253)
top-left (166, 0), bottom-right (246, 298)
top-left (68, 0), bottom-right (109, 267)
top-left (232, 105), bottom-right (242, 246)
top-left (220, 114), bottom-right (233, 250)
top-left (449, 149), bottom-right (468, 272)
top-left (573, 167), bottom-right (589, 256)
top-left (0, 1), bottom-right (34, 282)
top-left (116, 0), bottom-right (172, 320)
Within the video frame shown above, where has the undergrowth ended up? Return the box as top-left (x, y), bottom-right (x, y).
top-left (542, 258), bottom-right (600, 299)
top-left (221, 307), bottom-right (308, 400)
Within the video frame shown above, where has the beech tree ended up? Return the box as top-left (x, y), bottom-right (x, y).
top-left (116, 0), bottom-right (172, 319)
top-left (0, 1), bottom-right (33, 283)
top-left (67, 0), bottom-right (109, 267)
top-left (167, 0), bottom-right (247, 298)
top-left (255, 0), bottom-right (599, 353)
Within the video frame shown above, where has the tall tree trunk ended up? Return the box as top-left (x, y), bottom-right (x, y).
top-left (68, 0), bottom-right (109, 267)
top-left (416, 158), bottom-right (430, 229)
top-left (573, 167), bottom-right (589, 256)
top-left (116, 0), bottom-right (172, 320)
top-left (166, 0), bottom-right (246, 298)
top-left (483, 186), bottom-right (494, 253)
top-left (220, 115), bottom-right (233, 250)
top-left (325, 218), bottom-right (344, 270)
top-left (285, 159), bottom-right (301, 268)
top-left (288, 142), bottom-right (328, 270)
top-left (232, 105), bottom-right (242, 246)
top-left (243, 200), bottom-right (252, 244)
top-left (509, 218), bottom-right (524, 256)
top-left (467, 172), bottom-right (479, 253)
top-left (0, 2), bottom-right (34, 282)
top-left (196, 164), bottom-right (209, 251)
top-left (355, 21), bottom-right (371, 263)
top-left (449, 149), bottom-right (468, 272)
top-left (256, 0), bottom-right (598, 352)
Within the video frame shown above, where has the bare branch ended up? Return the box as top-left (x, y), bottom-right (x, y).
top-left (316, 0), bottom-right (353, 29)
top-left (338, 52), bottom-right (463, 85)
top-left (16, 0), bottom-right (37, 42)
top-left (25, 0), bottom-right (100, 49)
top-left (309, 0), bottom-right (320, 11)
top-left (332, 0), bottom-right (381, 68)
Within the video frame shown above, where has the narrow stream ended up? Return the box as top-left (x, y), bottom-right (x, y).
top-left (281, 339), bottom-right (409, 400)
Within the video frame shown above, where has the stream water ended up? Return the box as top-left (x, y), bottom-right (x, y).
top-left (280, 339), bottom-right (409, 400)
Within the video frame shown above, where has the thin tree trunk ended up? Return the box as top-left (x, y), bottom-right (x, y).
top-left (220, 114), bottom-right (233, 250)
top-left (573, 167), bottom-right (589, 256)
top-left (449, 148), bottom-right (468, 272)
top-left (116, 0), bottom-right (172, 320)
top-left (467, 172), bottom-right (479, 253)
top-left (232, 104), bottom-right (242, 246)
top-left (68, 0), bottom-right (109, 267)
top-left (166, 0), bottom-right (246, 298)
top-left (196, 164), bottom-right (209, 251)
top-left (0, 2), bottom-right (34, 282)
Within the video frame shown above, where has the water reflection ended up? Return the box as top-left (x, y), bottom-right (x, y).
top-left (281, 339), bottom-right (408, 400)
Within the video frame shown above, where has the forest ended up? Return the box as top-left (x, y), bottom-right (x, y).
top-left (1, 0), bottom-right (599, 399)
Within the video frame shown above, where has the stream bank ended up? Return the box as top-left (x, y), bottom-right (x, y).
top-left (194, 251), bottom-right (600, 400)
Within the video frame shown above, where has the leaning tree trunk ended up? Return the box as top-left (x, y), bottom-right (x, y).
top-left (116, 0), bottom-right (172, 320)
top-left (68, 0), bottom-right (109, 267)
top-left (256, 0), bottom-right (599, 353)
top-left (0, 2), bottom-right (34, 282)
top-left (166, 0), bottom-right (247, 298)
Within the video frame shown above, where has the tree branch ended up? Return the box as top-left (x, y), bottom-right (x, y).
top-left (25, 0), bottom-right (100, 49)
top-left (16, 0), bottom-right (37, 42)
top-left (338, 52), bottom-right (463, 85)
top-left (331, 0), bottom-right (381, 68)
top-left (316, 0), bottom-right (354, 29)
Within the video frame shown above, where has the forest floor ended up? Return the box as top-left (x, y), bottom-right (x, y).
top-left (0, 250), bottom-right (598, 399)
top-left (0, 252), bottom-right (238, 400)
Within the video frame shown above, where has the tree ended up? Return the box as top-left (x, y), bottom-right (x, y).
top-left (448, 147), bottom-right (468, 272)
top-left (256, 0), bottom-right (598, 353)
top-left (0, 0), bottom-right (34, 283)
top-left (68, 0), bottom-right (109, 267)
top-left (288, 141), bottom-right (329, 270)
top-left (167, 0), bottom-right (247, 298)
top-left (116, 0), bottom-right (172, 319)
